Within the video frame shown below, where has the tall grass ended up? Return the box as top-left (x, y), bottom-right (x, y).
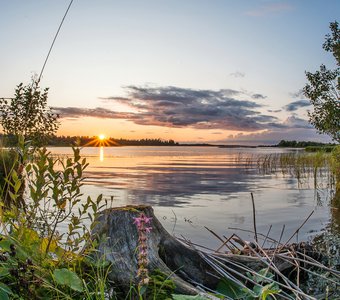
top-left (238, 150), bottom-right (337, 191)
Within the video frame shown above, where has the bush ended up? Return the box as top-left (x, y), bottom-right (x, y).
top-left (0, 142), bottom-right (112, 299)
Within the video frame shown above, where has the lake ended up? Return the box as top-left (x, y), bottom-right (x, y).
top-left (50, 146), bottom-right (333, 249)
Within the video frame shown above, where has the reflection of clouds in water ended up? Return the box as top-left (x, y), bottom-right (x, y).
top-left (52, 146), bottom-right (334, 247)
top-left (85, 166), bottom-right (260, 207)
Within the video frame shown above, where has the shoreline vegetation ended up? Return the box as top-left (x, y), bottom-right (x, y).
top-left (1, 134), bottom-right (338, 150)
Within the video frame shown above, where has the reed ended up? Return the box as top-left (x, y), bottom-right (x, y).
top-left (237, 149), bottom-right (337, 191)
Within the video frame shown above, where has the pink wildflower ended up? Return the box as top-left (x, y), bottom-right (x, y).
top-left (133, 211), bottom-right (152, 288)
top-left (141, 214), bottom-right (152, 224)
top-left (145, 227), bottom-right (152, 233)
top-left (133, 217), bottom-right (142, 227)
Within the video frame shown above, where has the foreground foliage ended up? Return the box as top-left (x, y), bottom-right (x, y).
top-left (0, 140), bottom-right (112, 299)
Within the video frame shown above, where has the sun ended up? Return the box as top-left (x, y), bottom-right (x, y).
top-left (98, 134), bottom-right (106, 141)
top-left (82, 134), bottom-right (119, 147)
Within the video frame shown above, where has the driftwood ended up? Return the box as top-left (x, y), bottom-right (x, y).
top-left (90, 205), bottom-right (310, 296)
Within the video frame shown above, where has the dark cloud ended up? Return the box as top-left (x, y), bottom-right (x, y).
top-left (252, 93), bottom-right (267, 100)
top-left (54, 85), bottom-right (311, 133)
top-left (284, 100), bottom-right (311, 112)
top-left (53, 107), bottom-right (134, 119)
top-left (100, 85), bottom-right (277, 131)
top-left (267, 109), bottom-right (282, 113)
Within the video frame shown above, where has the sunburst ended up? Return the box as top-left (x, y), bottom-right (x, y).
top-left (83, 134), bottom-right (118, 147)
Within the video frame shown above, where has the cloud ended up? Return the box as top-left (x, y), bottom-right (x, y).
top-left (230, 71), bottom-right (245, 78)
top-left (252, 93), bottom-right (267, 100)
top-left (54, 85), bottom-right (316, 138)
top-left (284, 100), bottom-right (311, 112)
top-left (282, 115), bottom-right (313, 129)
top-left (227, 128), bottom-right (331, 145)
top-left (245, 2), bottom-right (293, 17)
top-left (221, 115), bottom-right (325, 145)
top-left (53, 107), bottom-right (134, 119)
top-left (223, 127), bottom-right (330, 145)
top-left (100, 85), bottom-right (278, 131)
top-left (267, 109), bottom-right (282, 113)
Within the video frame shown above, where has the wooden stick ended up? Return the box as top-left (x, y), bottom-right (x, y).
top-left (215, 233), bottom-right (235, 253)
top-left (262, 224), bottom-right (273, 248)
top-left (228, 227), bottom-right (279, 244)
top-left (251, 192), bottom-right (258, 244)
top-left (204, 226), bottom-right (225, 244)
top-left (281, 211), bottom-right (314, 249)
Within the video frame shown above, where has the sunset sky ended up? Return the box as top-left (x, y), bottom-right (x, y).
top-left (1, 0), bottom-right (339, 144)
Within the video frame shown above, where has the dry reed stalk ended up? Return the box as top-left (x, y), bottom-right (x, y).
top-left (251, 192), bottom-right (258, 244)
top-left (280, 211), bottom-right (314, 250)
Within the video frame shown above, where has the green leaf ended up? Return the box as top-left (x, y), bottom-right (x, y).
top-left (139, 284), bottom-right (147, 296)
top-left (216, 278), bottom-right (250, 299)
top-left (0, 267), bottom-right (10, 277)
top-left (253, 268), bottom-right (274, 284)
top-left (53, 268), bottom-right (83, 292)
top-left (0, 282), bottom-right (12, 299)
top-left (0, 290), bottom-right (9, 300)
top-left (8, 191), bottom-right (17, 201)
top-left (172, 295), bottom-right (210, 300)
top-left (14, 180), bottom-right (22, 193)
top-left (261, 283), bottom-right (281, 300)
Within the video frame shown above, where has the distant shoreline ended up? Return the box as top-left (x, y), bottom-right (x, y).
top-left (1, 134), bottom-right (336, 148)
top-left (47, 144), bottom-right (259, 148)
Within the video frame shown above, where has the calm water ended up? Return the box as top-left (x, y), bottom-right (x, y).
top-left (50, 146), bottom-right (333, 249)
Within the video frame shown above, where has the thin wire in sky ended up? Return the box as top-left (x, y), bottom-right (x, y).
top-left (38, 0), bottom-right (74, 83)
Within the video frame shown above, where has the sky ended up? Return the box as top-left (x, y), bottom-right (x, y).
top-left (1, 0), bottom-right (339, 144)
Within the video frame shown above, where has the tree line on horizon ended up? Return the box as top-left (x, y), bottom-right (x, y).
top-left (1, 133), bottom-right (336, 148)
top-left (0, 134), bottom-right (180, 147)
top-left (276, 139), bottom-right (337, 148)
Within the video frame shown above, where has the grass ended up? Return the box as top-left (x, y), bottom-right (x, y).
top-left (256, 147), bottom-right (340, 208)
top-left (238, 149), bottom-right (338, 191)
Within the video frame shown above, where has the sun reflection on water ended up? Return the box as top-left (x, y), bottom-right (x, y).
top-left (99, 146), bottom-right (104, 162)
